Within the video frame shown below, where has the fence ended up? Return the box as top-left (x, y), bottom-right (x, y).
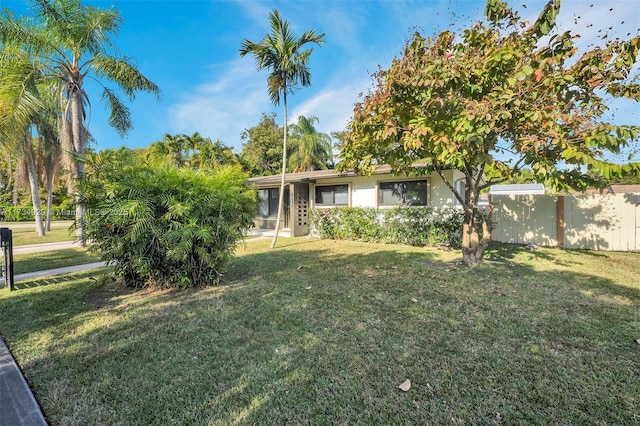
top-left (490, 193), bottom-right (640, 251)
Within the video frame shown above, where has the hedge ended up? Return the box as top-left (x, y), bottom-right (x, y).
top-left (308, 206), bottom-right (465, 248)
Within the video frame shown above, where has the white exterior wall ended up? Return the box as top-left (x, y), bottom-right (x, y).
top-left (309, 172), bottom-right (460, 209)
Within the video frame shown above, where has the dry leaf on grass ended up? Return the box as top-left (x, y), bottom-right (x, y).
top-left (411, 298), bottom-right (418, 303)
top-left (398, 379), bottom-right (411, 392)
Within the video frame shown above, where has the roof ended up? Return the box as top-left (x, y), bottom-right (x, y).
top-left (489, 184), bottom-right (545, 195)
top-left (247, 164), bottom-right (428, 186)
top-left (608, 185), bottom-right (640, 194)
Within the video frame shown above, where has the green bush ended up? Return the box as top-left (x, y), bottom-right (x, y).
top-left (80, 162), bottom-right (256, 288)
top-left (309, 206), bottom-right (465, 248)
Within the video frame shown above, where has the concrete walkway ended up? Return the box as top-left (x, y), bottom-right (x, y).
top-left (1, 241), bottom-right (106, 425)
top-left (0, 338), bottom-right (48, 425)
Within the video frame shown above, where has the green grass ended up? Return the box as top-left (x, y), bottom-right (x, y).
top-left (11, 248), bottom-right (102, 275)
top-left (0, 239), bottom-right (638, 424)
top-left (7, 223), bottom-right (76, 246)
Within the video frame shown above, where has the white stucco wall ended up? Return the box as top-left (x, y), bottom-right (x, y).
top-left (309, 171), bottom-right (463, 209)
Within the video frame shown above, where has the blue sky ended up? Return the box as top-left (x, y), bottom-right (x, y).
top-left (1, 0), bottom-right (639, 154)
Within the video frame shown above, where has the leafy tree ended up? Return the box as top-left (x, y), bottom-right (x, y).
top-left (339, 0), bottom-right (640, 265)
top-left (80, 152), bottom-right (255, 288)
top-left (0, 0), bottom-right (161, 244)
top-left (240, 9), bottom-right (325, 248)
top-left (239, 112), bottom-right (283, 177)
top-left (288, 115), bottom-right (333, 172)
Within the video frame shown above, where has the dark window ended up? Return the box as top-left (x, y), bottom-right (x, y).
top-left (315, 184), bottom-right (349, 206)
top-left (378, 180), bottom-right (428, 206)
top-left (257, 188), bottom-right (280, 217)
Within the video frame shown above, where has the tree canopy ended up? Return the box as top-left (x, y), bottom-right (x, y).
top-left (239, 112), bottom-right (283, 177)
top-left (0, 0), bottom-right (160, 243)
top-left (339, 0), bottom-right (640, 265)
top-left (288, 115), bottom-right (334, 172)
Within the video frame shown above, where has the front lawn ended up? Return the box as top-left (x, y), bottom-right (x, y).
top-left (12, 248), bottom-right (103, 275)
top-left (8, 223), bottom-right (76, 246)
top-left (0, 239), bottom-right (638, 424)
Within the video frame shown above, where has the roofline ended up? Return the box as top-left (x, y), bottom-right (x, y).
top-left (247, 164), bottom-right (432, 186)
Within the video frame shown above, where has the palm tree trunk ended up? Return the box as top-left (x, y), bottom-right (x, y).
top-left (270, 90), bottom-right (288, 249)
top-left (25, 136), bottom-right (45, 236)
top-left (70, 90), bottom-right (86, 246)
top-left (45, 151), bottom-right (54, 231)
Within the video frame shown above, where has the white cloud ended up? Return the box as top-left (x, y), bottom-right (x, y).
top-left (168, 58), bottom-right (271, 149)
top-left (290, 81), bottom-right (368, 136)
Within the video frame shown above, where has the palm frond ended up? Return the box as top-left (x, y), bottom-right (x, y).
top-left (92, 55), bottom-right (161, 101)
top-left (100, 86), bottom-right (131, 136)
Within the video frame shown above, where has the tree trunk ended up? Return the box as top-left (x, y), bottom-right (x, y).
top-left (70, 90), bottom-right (86, 246)
top-left (25, 137), bottom-right (45, 237)
top-left (11, 155), bottom-right (19, 206)
top-left (270, 90), bottom-right (288, 249)
top-left (45, 151), bottom-right (54, 231)
top-left (461, 207), bottom-right (490, 266)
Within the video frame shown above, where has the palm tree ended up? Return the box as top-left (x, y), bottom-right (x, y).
top-left (288, 115), bottom-right (333, 172)
top-left (240, 9), bottom-right (324, 248)
top-left (0, 42), bottom-right (48, 235)
top-left (0, 0), bottom-right (160, 244)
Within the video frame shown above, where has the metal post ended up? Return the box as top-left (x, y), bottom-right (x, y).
top-left (1, 227), bottom-right (14, 291)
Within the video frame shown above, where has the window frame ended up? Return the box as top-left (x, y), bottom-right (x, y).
top-left (377, 178), bottom-right (429, 207)
top-left (257, 187), bottom-right (280, 217)
top-left (313, 183), bottom-right (350, 207)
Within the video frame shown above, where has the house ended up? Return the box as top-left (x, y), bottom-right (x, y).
top-left (247, 166), bottom-right (467, 237)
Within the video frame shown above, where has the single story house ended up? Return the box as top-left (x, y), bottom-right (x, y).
top-left (247, 166), bottom-right (467, 237)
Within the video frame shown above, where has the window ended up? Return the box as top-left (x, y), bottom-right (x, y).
top-left (257, 188), bottom-right (280, 217)
top-left (315, 184), bottom-right (349, 206)
top-left (378, 180), bottom-right (428, 206)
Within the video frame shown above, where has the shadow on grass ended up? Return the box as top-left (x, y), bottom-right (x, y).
top-left (485, 241), bottom-right (610, 268)
top-left (0, 239), bottom-right (638, 424)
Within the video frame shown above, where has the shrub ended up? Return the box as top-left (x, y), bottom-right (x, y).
top-left (80, 162), bottom-right (256, 288)
top-left (309, 206), bottom-right (465, 248)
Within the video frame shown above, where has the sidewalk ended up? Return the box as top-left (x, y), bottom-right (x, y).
top-left (0, 338), bottom-right (48, 425)
top-left (1, 242), bottom-right (107, 425)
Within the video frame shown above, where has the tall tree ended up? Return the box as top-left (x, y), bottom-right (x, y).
top-left (0, 0), bottom-right (161, 244)
top-left (0, 41), bottom-right (48, 235)
top-left (240, 9), bottom-right (324, 248)
top-left (239, 112), bottom-right (283, 177)
top-left (288, 115), bottom-right (333, 172)
top-left (339, 0), bottom-right (640, 265)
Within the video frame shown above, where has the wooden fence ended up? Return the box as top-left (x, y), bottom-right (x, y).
top-left (490, 193), bottom-right (640, 251)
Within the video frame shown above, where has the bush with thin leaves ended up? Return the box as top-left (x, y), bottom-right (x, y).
top-left (80, 154), bottom-right (256, 288)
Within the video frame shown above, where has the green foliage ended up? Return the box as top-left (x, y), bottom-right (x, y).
top-left (80, 156), bottom-right (256, 288)
top-left (339, 0), bottom-right (640, 264)
top-left (239, 9), bottom-right (325, 107)
top-left (288, 115), bottom-right (334, 172)
top-left (309, 207), bottom-right (465, 248)
top-left (239, 112), bottom-right (284, 177)
top-left (140, 132), bottom-right (239, 170)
